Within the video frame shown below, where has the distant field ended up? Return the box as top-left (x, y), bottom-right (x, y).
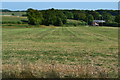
top-left (2, 26), bottom-right (118, 78)
top-left (0, 12), bottom-right (26, 16)
top-left (2, 16), bottom-right (27, 21)
top-left (1, 16), bottom-right (27, 24)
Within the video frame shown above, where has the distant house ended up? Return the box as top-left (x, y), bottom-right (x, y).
top-left (92, 20), bottom-right (105, 26)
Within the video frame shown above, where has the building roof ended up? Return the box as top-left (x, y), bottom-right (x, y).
top-left (93, 20), bottom-right (105, 23)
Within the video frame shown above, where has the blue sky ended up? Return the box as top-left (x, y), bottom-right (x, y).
top-left (2, 2), bottom-right (118, 11)
top-left (1, 0), bottom-right (119, 2)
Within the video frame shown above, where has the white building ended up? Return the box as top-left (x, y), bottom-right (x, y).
top-left (92, 20), bottom-right (105, 26)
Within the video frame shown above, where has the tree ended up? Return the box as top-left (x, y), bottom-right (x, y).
top-left (64, 11), bottom-right (74, 19)
top-left (56, 11), bottom-right (67, 24)
top-left (102, 12), bottom-right (114, 22)
top-left (1, 9), bottom-right (11, 12)
top-left (73, 12), bottom-right (79, 20)
top-left (89, 11), bottom-right (100, 20)
top-left (115, 15), bottom-right (120, 23)
top-left (85, 14), bottom-right (94, 25)
top-left (42, 10), bottom-right (57, 26)
top-left (27, 8), bottom-right (43, 25)
top-left (42, 9), bottom-right (67, 26)
top-left (12, 13), bottom-right (15, 16)
top-left (54, 17), bottom-right (63, 26)
top-left (73, 12), bottom-right (86, 21)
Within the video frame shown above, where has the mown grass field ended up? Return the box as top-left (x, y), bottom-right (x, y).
top-left (2, 16), bottom-right (27, 22)
top-left (2, 26), bottom-right (118, 78)
top-left (0, 12), bottom-right (26, 16)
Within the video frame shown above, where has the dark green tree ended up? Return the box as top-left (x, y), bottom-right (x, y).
top-left (56, 11), bottom-right (67, 24)
top-left (64, 11), bottom-right (74, 19)
top-left (79, 13), bottom-right (86, 21)
top-left (42, 9), bottom-right (67, 26)
top-left (12, 13), bottom-right (15, 16)
top-left (89, 11), bottom-right (100, 20)
top-left (115, 15), bottom-right (120, 23)
top-left (85, 14), bottom-right (94, 25)
top-left (54, 17), bottom-right (63, 26)
top-left (102, 12), bottom-right (114, 22)
top-left (27, 8), bottom-right (43, 25)
top-left (42, 10), bottom-right (57, 26)
top-left (73, 12), bottom-right (86, 21)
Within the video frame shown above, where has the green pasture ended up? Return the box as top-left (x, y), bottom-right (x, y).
top-left (1, 16), bottom-right (27, 24)
top-left (2, 16), bottom-right (27, 22)
top-left (1, 12), bottom-right (26, 16)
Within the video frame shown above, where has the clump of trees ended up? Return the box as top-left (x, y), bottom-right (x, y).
top-left (42, 8), bottom-right (67, 26)
top-left (27, 8), bottom-right (43, 25)
top-left (27, 8), bottom-right (67, 26)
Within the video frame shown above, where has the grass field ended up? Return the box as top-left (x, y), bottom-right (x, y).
top-left (2, 26), bottom-right (118, 78)
top-left (2, 16), bottom-right (27, 22)
top-left (1, 16), bottom-right (27, 24)
top-left (0, 12), bottom-right (26, 16)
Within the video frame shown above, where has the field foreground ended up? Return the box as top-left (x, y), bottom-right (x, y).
top-left (2, 26), bottom-right (118, 78)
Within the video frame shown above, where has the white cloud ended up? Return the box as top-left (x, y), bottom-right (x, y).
top-left (1, 0), bottom-right (120, 2)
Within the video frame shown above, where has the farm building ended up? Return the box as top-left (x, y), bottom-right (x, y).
top-left (92, 20), bottom-right (105, 26)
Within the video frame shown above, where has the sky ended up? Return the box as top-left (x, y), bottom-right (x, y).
top-left (1, 0), bottom-right (119, 2)
top-left (2, 2), bottom-right (118, 11)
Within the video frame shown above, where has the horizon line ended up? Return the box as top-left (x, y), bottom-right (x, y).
top-left (1, 8), bottom-right (119, 11)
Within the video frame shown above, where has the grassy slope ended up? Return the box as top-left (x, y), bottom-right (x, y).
top-left (2, 26), bottom-right (118, 78)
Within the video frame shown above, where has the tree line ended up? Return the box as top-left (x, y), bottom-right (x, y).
top-left (26, 8), bottom-right (120, 26)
